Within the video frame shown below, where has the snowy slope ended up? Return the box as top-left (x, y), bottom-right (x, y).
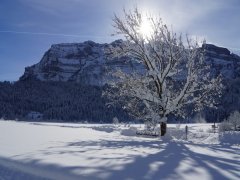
top-left (0, 120), bottom-right (239, 180)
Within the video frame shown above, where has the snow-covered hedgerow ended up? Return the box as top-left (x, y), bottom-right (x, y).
top-left (219, 120), bottom-right (232, 132)
top-left (219, 111), bottom-right (240, 132)
top-left (92, 126), bottom-right (114, 133)
top-left (121, 127), bottom-right (137, 136)
top-left (228, 111), bottom-right (240, 131)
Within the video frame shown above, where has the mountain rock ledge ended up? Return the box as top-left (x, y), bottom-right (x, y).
top-left (20, 40), bottom-right (240, 85)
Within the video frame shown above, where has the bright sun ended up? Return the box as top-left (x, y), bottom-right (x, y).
top-left (139, 17), bottom-right (152, 39)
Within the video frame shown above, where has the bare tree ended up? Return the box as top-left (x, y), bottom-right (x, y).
top-left (105, 8), bottom-right (222, 133)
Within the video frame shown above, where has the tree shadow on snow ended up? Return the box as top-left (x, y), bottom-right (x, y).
top-left (104, 140), bottom-right (240, 180)
top-left (0, 156), bottom-right (91, 180)
top-left (61, 137), bottom-right (240, 180)
top-left (1, 138), bottom-right (239, 180)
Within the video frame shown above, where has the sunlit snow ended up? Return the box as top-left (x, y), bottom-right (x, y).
top-left (0, 120), bottom-right (239, 180)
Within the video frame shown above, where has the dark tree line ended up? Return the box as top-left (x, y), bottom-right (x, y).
top-left (0, 77), bottom-right (239, 123)
top-left (0, 80), bottom-right (130, 122)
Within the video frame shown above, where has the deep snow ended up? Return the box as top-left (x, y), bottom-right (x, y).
top-left (0, 120), bottom-right (239, 180)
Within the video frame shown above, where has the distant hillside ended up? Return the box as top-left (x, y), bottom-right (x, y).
top-left (1, 40), bottom-right (240, 122)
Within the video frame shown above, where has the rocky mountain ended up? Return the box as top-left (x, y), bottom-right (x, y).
top-left (203, 44), bottom-right (240, 79)
top-left (1, 40), bottom-right (240, 122)
top-left (20, 40), bottom-right (240, 85)
top-left (20, 40), bottom-right (138, 86)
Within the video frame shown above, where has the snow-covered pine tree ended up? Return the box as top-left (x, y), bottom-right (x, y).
top-left (228, 111), bottom-right (240, 131)
top-left (105, 8), bottom-right (223, 134)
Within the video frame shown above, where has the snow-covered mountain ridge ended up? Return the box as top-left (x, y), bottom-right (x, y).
top-left (20, 40), bottom-right (134, 85)
top-left (20, 40), bottom-right (240, 84)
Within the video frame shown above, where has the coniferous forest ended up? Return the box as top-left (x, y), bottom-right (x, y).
top-left (0, 79), bottom-right (130, 122)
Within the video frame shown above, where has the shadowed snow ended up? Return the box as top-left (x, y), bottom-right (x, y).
top-left (0, 121), bottom-right (239, 180)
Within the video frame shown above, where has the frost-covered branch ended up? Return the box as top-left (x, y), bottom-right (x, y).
top-left (105, 8), bottom-right (223, 125)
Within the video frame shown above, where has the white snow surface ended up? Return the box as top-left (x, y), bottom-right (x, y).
top-left (0, 120), bottom-right (239, 180)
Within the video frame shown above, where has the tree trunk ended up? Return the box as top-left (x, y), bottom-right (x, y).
top-left (160, 122), bottom-right (167, 136)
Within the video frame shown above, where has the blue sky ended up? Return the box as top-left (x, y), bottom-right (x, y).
top-left (1, 0), bottom-right (240, 81)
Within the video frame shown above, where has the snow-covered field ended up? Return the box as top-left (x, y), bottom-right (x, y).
top-left (0, 120), bottom-right (239, 180)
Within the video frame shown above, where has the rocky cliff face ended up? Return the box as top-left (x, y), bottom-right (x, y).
top-left (20, 41), bottom-right (240, 85)
top-left (20, 40), bottom-right (138, 85)
top-left (203, 44), bottom-right (240, 79)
